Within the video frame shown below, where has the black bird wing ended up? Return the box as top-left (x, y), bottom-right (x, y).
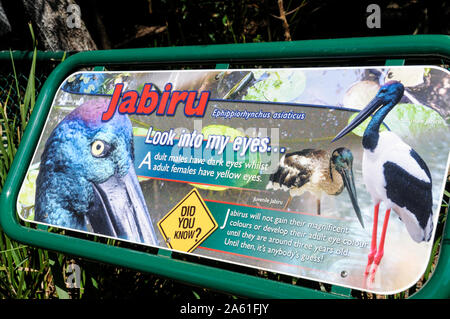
top-left (383, 149), bottom-right (433, 242)
top-left (268, 149), bottom-right (326, 190)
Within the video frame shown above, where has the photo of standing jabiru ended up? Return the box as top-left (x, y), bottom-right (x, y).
top-left (266, 148), bottom-right (365, 228)
top-left (332, 80), bottom-right (434, 283)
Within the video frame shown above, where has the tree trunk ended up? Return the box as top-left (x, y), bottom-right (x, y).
top-left (22, 0), bottom-right (97, 51)
top-left (0, 0), bottom-right (11, 37)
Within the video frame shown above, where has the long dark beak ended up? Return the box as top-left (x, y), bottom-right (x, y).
top-left (332, 97), bottom-right (383, 143)
top-left (87, 165), bottom-right (158, 245)
top-left (340, 165), bottom-right (365, 229)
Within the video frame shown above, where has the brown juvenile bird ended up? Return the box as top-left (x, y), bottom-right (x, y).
top-left (266, 148), bottom-right (364, 228)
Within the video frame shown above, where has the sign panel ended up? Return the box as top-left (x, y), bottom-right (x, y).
top-left (17, 66), bottom-right (449, 294)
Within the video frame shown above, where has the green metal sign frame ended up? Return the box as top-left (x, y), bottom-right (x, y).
top-left (1, 35), bottom-right (449, 298)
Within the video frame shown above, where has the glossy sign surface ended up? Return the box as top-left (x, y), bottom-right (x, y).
top-left (17, 66), bottom-right (449, 294)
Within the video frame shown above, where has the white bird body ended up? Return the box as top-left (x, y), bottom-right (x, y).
top-left (362, 131), bottom-right (433, 243)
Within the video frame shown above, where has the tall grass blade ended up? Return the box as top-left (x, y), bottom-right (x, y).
top-left (8, 50), bottom-right (21, 107)
top-left (0, 25), bottom-right (61, 300)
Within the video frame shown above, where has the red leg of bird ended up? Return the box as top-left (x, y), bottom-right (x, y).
top-left (365, 202), bottom-right (380, 276)
top-left (369, 208), bottom-right (391, 283)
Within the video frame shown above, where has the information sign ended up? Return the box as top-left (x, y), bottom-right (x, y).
top-left (17, 66), bottom-right (449, 294)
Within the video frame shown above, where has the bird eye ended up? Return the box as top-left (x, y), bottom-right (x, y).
top-left (91, 140), bottom-right (111, 158)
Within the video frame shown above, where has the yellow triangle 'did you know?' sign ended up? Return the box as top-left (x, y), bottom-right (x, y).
top-left (158, 189), bottom-right (218, 253)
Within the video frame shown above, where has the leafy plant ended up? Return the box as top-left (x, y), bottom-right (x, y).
top-left (243, 70), bottom-right (306, 102)
top-left (0, 24), bottom-right (73, 299)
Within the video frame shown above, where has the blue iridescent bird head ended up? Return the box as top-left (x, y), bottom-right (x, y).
top-left (373, 80), bottom-right (404, 106)
top-left (331, 147), bottom-right (354, 174)
top-left (330, 147), bottom-right (364, 228)
top-left (332, 81), bottom-right (405, 145)
top-left (35, 99), bottom-right (158, 245)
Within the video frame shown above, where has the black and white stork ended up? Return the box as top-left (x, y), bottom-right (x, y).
top-left (266, 148), bottom-right (365, 228)
top-left (332, 80), bottom-right (434, 283)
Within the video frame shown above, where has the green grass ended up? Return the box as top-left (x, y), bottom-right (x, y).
top-left (0, 24), bottom-right (70, 299)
